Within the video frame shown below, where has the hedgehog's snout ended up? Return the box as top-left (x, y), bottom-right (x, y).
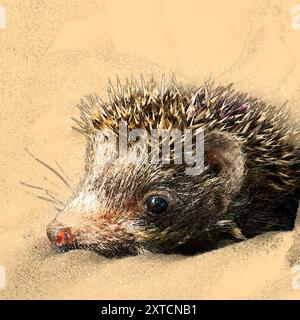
top-left (47, 220), bottom-right (74, 250)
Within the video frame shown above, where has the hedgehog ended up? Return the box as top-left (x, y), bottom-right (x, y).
top-left (46, 76), bottom-right (300, 258)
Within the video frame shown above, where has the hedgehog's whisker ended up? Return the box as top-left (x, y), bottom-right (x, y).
top-left (44, 191), bottom-right (64, 205)
top-left (19, 181), bottom-right (64, 205)
top-left (36, 195), bottom-right (62, 206)
top-left (43, 176), bottom-right (60, 188)
top-left (25, 148), bottom-right (74, 193)
top-left (20, 181), bottom-right (47, 191)
top-left (55, 161), bottom-right (72, 182)
top-left (22, 189), bottom-right (61, 209)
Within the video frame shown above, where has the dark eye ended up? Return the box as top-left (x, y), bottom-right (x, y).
top-left (146, 196), bottom-right (169, 214)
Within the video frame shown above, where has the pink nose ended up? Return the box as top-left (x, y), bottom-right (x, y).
top-left (47, 221), bottom-right (73, 247)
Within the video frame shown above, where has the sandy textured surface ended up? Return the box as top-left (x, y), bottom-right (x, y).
top-left (1, 0), bottom-right (300, 299)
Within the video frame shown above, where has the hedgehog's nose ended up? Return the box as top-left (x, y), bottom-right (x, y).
top-left (47, 220), bottom-right (73, 248)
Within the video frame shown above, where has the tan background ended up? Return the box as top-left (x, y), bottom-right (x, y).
top-left (1, 0), bottom-right (300, 299)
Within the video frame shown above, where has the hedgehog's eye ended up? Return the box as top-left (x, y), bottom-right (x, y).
top-left (146, 196), bottom-right (169, 214)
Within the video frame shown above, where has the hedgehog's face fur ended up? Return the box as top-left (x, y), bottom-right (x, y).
top-left (47, 130), bottom-right (246, 257)
top-left (47, 78), bottom-right (300, 258)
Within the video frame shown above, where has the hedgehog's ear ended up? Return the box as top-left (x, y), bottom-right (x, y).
top-left (205, 131), bottom-right (245, 194)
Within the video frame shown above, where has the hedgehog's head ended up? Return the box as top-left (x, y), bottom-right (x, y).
top-left (47, 130), bottom-right (246, 257)
top-left (47, 79), bottom-right (247, 257)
